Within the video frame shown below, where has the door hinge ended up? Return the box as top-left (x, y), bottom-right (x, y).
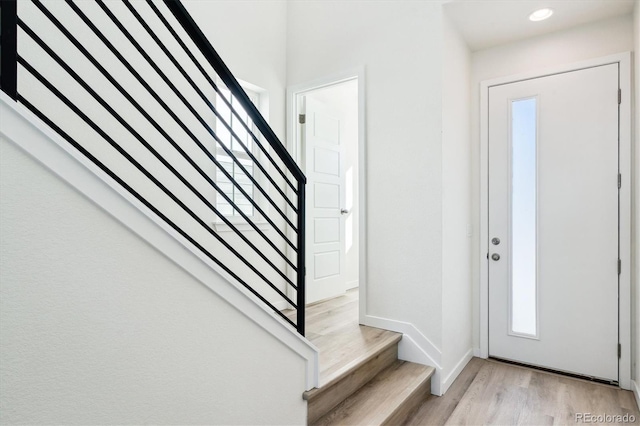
top-left (618, 343), bottom-right (621, 358)
top-left (618, 173), bottom-right (621, 189)
top-left (618, 259), bottom-right (621, 275)
top-left (618, 88), bottom-right (621, 105)
top-left (299, 114), bottom-right (306, 124)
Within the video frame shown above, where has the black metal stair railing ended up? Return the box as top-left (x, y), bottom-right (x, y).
top-left (0, 0), bottom-right (306, 335)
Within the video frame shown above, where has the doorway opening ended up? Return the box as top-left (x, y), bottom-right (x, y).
top-left (287, 70), bottom-right (366, 323)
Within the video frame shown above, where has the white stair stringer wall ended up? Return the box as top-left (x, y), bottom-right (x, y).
top-left (0, 93), bottom-right (318, 424)
top-left (363, 314), bottom-right (443, 396)
top-left (363, 315), bottom-right (474, 396)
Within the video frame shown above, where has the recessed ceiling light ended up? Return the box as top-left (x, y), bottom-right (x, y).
top-left (529, 8), bottom-right (553, 22)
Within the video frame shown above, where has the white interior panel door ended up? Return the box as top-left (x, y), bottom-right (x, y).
top-left (304, 96), bottom-right (346, 304)
top-left (488, 64), bottom-right (619, 382)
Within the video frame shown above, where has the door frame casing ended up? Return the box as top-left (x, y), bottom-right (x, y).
top-left (479, 52), bottom-right (631, 389)
top-left (286, 67), bottom-right (367, 322)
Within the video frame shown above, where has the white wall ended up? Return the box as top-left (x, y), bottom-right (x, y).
top-left (183, 0), bottom-right (287, 142)
top-left (0, 137), bottom-right (307, 425)
top-left (441, 12), bottom-right (473, 392)
top-left (470, 14), bottom-right (635, 353)
top-left (287, 0), bottom-right (445, 352)
top-left (16, 0), bottom-right (294, 310)
top-left (2, 2), bottom-right (313, 422)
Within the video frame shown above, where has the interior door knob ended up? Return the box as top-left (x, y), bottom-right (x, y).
top-left (491, 253), bottom-right (501, 261)
top-left (492, 237), bottom-right (501, 245)
top-left (341, 209), bottom-right (349, 215)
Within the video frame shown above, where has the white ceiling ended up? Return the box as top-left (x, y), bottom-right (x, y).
top-left (443, 0), bottom-right (635, 51)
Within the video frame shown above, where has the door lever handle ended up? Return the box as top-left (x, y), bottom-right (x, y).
top-left (341, 208), bottom-right (349, 215)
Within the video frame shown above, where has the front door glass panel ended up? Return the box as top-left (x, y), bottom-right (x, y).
top-left (510, 97), bottom-right (538, 337)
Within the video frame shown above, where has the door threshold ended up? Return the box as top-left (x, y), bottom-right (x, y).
top-left (488, 357), bottom-right (619, 387)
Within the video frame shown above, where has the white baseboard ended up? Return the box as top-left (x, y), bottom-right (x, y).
top-left (363, 314), bottom-right (443, 395)
top-left (441, 349), bottom-right (473, 394)
top-left (632, 380), bottom-right (640, 411)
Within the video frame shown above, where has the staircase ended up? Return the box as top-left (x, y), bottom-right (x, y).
top-left (1, 0), bottom-right (307, 335)
top-left (2, 2), bottom-right (433, 422)
top-left (293, 291), bottom-right (435, 425)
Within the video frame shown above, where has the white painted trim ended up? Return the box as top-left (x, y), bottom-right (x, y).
top-left (364, 314), bottom-right (443, 395)
top-left (480, 79), bottom-right (490, 360)
top-left (356, 72), bottom-right (367, 326)
top-left (346, 280), bottom-right (359, 290)
top-left (0, 92), bottom-right (319, 390)
top-left (286, 67), bottom-right (367, 318)
top-left (618, 52), bottom-right (632, 390)
top-left (632, 380), bottom-right (640, 411)
top-left (473, 347), bottom-right (483, 358)
top-left (479, 52), bottom-right (632, 389)
top-left (481, 52), bottom-right (631, 89)
top-left (441, 349), bottom-right (474, 395)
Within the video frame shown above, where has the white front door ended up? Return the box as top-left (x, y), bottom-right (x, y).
top-left (488, 64), bottom-right (619, 382)
top-left (303, 96), bottom-right (347, 304)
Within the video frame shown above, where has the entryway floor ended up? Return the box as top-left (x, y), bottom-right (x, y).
top-left (289, 290), bottom-right (640, 425)
top-left (408, 358), bottom-right (639, 425)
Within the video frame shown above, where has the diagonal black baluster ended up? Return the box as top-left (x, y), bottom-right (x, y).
top-left (0, 0), bottom-right (17, 99)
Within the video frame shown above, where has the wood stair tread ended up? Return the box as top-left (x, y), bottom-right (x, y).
top-left (312, 360), bottom-right (435, 426)
top-left (305, 327), bottom-right (402, 398)
top-left (304, 327), bottom-right (402, 424)
top-left (295, 291), bottom-right (435, 426)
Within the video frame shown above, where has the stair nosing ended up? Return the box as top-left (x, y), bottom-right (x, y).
top-left (313, 361), bottom-right (435, 426)
top-left (303, 331), bottom-right (402, 401)
top-left (383, 365), bottom-right (435, 426)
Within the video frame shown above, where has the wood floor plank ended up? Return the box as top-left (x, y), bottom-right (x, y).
top-left (313, 361), bottom-right (434, 426)
top-left (305, 342), bottom-right (399, 424)
top-left (316, 326), bottom-right (400, 385)
top-left (291, 291), bottom-right (639, 426)
top-left (618, 387), bottom-right (639, 411)
top-left (286, 289), bottom-right (401, 386)
top-left (411, 359), bottom-right (640, 426)
top-left (517, 370), bottom-right (559, 425)
top-left (384, 376), bottom-right (432, 426)
top-left (444, 361), bottom-right (497, 425)
top-left (405, 357), bottom-right (484, 426)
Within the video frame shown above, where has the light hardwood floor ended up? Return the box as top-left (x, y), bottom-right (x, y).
top-left (287, 288), bottom-right (401, 386)
top-left (408, 358), bottom-right (639, 425)
top-left (289, 291), bottom-right (640, 425)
